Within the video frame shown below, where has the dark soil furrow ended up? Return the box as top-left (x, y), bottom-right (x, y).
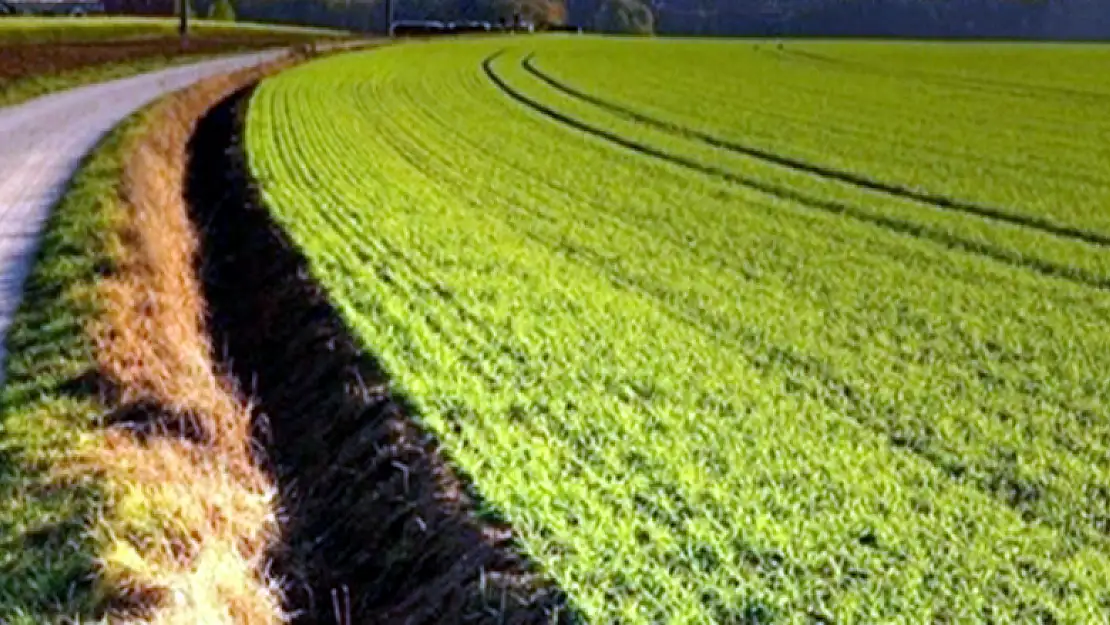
top-left (184, 86), bottom-right (575, 625)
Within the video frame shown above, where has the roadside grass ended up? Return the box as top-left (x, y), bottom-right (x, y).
top-left (0, 116), bottom-right (131, 623)
top-left (0, 57), bottom-right (293, 623)
top-left (0, 17), bottom-right (346, 44)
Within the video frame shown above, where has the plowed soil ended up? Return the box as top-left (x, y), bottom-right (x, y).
top-left (0, 35), bottom-right (315, 83)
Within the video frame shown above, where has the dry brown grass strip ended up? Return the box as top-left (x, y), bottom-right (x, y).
top-left (82, 60), bottom-right (296, 625)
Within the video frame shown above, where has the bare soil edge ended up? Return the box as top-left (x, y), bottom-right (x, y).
top-left (184, 88), bottom-right (577, 624)
top-left (0, 36), bottom-right (322, 83)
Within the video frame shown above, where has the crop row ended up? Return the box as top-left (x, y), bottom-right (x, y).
top-left (246, 39), bottom-right (1110, 622)
top-left (529, 39), bottom-right (1110, 236)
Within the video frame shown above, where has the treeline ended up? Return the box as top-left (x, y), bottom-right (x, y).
top-left (389, 0), bottom-right (565, 23)
top-left (569, 0), bottom-right (1110, 39)
top-left (191, 0), bottom-right (1108, 39)
top-left (194, 0), bottom-right (566, 32)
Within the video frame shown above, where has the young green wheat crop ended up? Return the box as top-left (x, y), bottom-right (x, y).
top-left (246, 38), bottom-right (1110, 622)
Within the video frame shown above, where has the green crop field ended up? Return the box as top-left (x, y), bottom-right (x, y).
top-left (246, 38), bottom-right (1110, 621)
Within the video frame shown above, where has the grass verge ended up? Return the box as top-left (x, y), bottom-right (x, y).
top-left (0, 57), bottom-right (298, 624)
top-left (0, 107), bottom-right (127, 625)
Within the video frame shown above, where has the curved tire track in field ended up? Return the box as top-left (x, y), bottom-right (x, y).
top-left (384, 97), bottom-right (1105, 465)
top-left (482, 54), bottom-right (1110, 293)
top-left (521, 54), bottom-right (1110, 250)
top-left (482, 53), bottom-right (1110, 550)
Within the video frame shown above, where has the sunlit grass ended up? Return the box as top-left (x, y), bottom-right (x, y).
top-left (246, 38), bottom-right (1110, 622)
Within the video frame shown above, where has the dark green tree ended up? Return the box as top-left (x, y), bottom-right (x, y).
top-left (593, 0), bottom-right (653, 34)
top-left (208, 0), bottom-right (237, 21)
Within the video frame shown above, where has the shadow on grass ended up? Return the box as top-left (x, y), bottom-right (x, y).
top-left (185, 88), bottom-right (578, 624)
top-left (0, 131), bottom-right (122, 621)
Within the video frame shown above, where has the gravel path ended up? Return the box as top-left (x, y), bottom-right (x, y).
top-left (0, 51), bottom-right (284, 388)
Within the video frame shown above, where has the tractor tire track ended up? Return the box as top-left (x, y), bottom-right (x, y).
top-left (483, 53), bottom-right (1110, 552)
top-left (522, 54), bottom-right (1110, 249)
top-left (482, 54), bottom-right (1110, 293)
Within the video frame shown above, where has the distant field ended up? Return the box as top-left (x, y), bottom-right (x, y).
top-left (0, 17), bottom-right (344, 44)
top-left (247, 38), bottom-right (1110, 621)
top-left (0, 17), bottom-right (346, 107)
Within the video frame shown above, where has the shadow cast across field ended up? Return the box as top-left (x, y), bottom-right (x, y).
top-left (184, 87), bottom-right (577, 625)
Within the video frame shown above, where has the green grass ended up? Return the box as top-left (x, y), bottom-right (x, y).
top-left (0, 117), bottom-right (133, 623)
top-left (246, 38), bottom-right (1110, 621)
top-left (0, 16), bottom-right (346, 44)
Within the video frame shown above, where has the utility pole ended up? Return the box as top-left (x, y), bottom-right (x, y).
top-left (178, 0), bottom-right (189, 48)
top-left (385, 0), bottom-right (395, 35)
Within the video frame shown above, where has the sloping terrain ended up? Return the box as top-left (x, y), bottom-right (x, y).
top-left (245, 38), bottom-right (1110, 622)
